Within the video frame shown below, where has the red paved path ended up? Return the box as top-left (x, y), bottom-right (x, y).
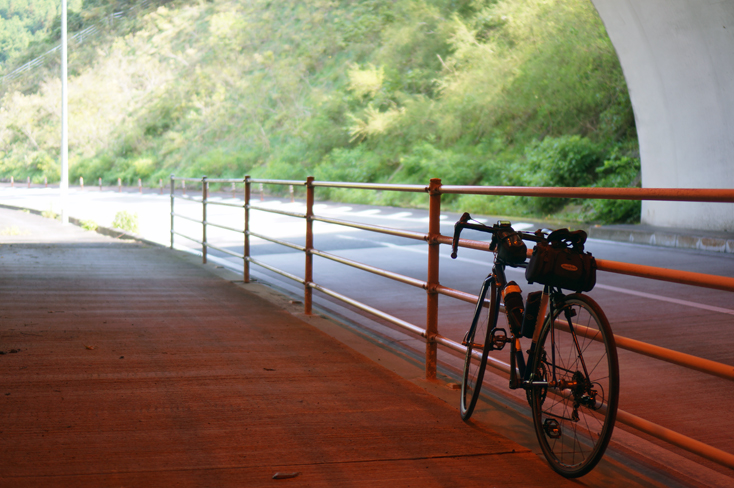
top-left (0, 208), bottom-right (672, 487)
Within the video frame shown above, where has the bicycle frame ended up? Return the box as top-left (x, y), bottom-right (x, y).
top-left (476, 263), bottom-right (577, 392)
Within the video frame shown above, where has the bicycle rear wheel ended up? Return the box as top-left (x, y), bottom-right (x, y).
top-left (460, 279), bottom-right (498, 420)
top-left (530, 294), bottom-right (619, 478)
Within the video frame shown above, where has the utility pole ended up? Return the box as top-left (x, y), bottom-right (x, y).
top-left (60, 0), bottom-right (69, 225)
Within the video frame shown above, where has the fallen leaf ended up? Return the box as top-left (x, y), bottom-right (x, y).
top-left (272, 472), bottom-right (301, 480)
top-left (84, 344), bottom-right (96, 350)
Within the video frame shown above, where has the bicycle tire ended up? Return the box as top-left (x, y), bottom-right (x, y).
top-left (460, 280), bottom-right (498, 420)
top-left (530, 293), bottom-right (619, 478)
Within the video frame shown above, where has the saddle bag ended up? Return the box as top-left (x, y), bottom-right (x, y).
top-left (525, 239), bottom-right (597, 293)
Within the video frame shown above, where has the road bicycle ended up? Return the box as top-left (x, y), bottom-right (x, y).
top-left (451, 213), bottom-right (619, 478)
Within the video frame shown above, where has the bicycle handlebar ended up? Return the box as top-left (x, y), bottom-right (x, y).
top-left (450, 212), bottom-right (544, 259)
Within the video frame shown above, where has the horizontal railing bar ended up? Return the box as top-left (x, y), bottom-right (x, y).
top-left (171, 230), bottom-right (202, 245)
top-left (171, 177), bottom-right (203, 182)
top-left (311, 250), bottom-right (428, 289)
top-left (203, 220), bottom-right (244, 234)
top-left (435, 285), bottom-right (482, 305)
top-left (171, 212), bottom-right (202, 224)
top-left (247, 231), bottom-right (307, 252)
top-left (308, 282), bottom-right (427, 337)
top-left (559, 320), bottom-right (734, 381)
top-left (311, 181), bottom-right (427, 192)
top-left (203, 199), bottom-right (245, 209)
top-left (205, 242), bottom-right (244, 259)
top-left (439, 185), bottom-right (734, 202)
top-left (247, 204), bottom-right (306, 219)
top-left (249, 178), bottom-right (307, 186)
top-left (204, 178), bottom-right (245, 183)
top-left (596, 258), bottom-right (734, 293)
top-left (313, 215), bottom-right (428, 241)
top-left (247, 257), bottom-right (305, 284)
top-left (616, 409), bottom-right (734, 470)
top-left (435, 234), bottom-right (490, 252)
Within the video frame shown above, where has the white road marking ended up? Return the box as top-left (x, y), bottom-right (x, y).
top-left (351, 209), bottom-right (381, 216)
top-left (592, 283), bottom-right (734, 316)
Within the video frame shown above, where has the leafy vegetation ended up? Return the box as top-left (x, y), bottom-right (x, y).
top-left (0, 0), bottom-right (640, 223)
top-left (41, 208), bottom-right (58, 220)
top-left (111, 210), bottom-right (139, 234)
top-left (80, 219), bottom-right (98, 231)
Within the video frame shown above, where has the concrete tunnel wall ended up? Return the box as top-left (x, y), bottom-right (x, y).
top-left (591, 0), bottom-right (734, 232)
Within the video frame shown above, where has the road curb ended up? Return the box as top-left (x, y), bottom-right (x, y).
top-left (589, 225), bottom-right (734, 253)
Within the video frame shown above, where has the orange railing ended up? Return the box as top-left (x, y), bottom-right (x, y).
top-left (169, 175), bottom-right (734, 471)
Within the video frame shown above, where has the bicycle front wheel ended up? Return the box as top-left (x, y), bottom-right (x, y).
top-left (530, 294), bottom-right (619, 478)
top-left (460, 279), bottom-right (498, 420)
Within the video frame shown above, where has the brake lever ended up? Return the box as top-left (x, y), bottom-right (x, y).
top-left (451, 212), bottom-right (471, 259)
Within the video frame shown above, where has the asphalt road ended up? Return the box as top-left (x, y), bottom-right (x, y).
top-left (2, 184), bottom-right (733, 485)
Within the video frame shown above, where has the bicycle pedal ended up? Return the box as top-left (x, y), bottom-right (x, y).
top-left (543, 418), bottom-right (562, 439)
top-left (490, 328), bottom-right (508, 351)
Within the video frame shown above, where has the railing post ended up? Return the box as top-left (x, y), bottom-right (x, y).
top-left (170, 175), bottom-right (174, 249)
top-left (244, 176), bottom-right (250, 283)
top-left (202, 176), bottom-right (208, 264)
top-left (426, 178), bottom-right (442, 380)
top-left (305, 176), bottom-right (315, 315)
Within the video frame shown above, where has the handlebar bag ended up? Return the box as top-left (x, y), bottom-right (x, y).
top-left (525, 241), bottom-right (596, 292)
top-left (494, 229), bottom-right (528, 265)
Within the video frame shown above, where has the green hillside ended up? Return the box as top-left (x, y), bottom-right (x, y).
top-left (0, 0), bottom-right (640, 222)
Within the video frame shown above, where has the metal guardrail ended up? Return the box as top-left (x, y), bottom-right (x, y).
top-left (169, 174), bottom-right (734, 471)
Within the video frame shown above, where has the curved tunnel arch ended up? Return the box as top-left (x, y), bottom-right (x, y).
top-left (591, 0), bottom-right (734, 231)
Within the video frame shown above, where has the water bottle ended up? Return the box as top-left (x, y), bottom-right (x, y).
top-left (502, 281), bottom-right (524, 336)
